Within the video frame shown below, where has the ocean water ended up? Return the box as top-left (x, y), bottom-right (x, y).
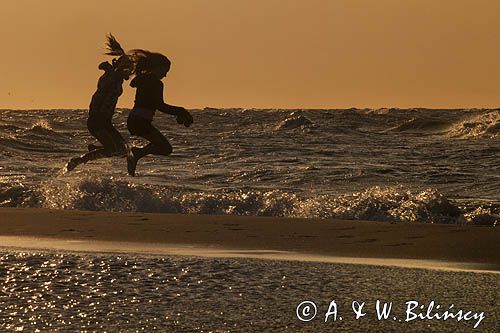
top-left (0, 108), bottom-right (499, 225)
top-left (0, 249), bottom-right (498, 332)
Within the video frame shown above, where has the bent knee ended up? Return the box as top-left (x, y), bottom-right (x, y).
top-left (155, 141), bottom-right (172, 156)
top-left (161, 143), bottom-right (173, 155)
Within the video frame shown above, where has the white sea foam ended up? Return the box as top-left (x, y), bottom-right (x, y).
top-left (1, 177), bottom-right (494, 225)
top-left (446, 110), bottom-right (500, 138)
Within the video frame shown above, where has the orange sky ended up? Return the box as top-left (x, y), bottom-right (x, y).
top-left (1, 0), bottom-right (500, 109)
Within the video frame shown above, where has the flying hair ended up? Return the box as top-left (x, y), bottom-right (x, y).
top-left (129, 49), bottom-right (171, 75)
top-left (102, 34), bottom-right (169, 75)
top-left (105, 33), bottom-right (126, 56)
top-left (100, 33), bottom-right (135, 76)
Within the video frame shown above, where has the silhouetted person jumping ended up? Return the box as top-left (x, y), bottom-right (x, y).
top-left (66, 34), bottom-right (133, 172)
top-left (126, 50), bottom-right (193, 176)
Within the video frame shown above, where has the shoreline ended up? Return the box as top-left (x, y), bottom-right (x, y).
top-left (1, 236), bottom-right (498, 274)
top-left (0, 208), bottom-right (498, 272)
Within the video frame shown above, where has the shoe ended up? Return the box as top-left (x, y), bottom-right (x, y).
top-left (66, 157), bottom-right (80, 172)
top-left (127, 147), bottom-right (138, 177)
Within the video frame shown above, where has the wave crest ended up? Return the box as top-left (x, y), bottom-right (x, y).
top-left (276, 112), bottom-right (314, 130)
top-left (2, 177), bottom-right (492, 225)
top-left (296, 186), bottom-right (463, 224)
top-left (388, 117), bottom-right (450, 133)
top-left (447, 111), bottom-right (500, 138)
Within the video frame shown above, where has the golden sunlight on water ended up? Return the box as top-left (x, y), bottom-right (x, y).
top-left (0, 250), bottom-right (497, 331)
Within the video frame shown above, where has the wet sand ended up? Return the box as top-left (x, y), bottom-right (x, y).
top-left (0, 249), bottom-right (498, 331)
top-left (0, 208), bottom-right (498, 271)
top-left (0, 208), bottom-right (499, 331)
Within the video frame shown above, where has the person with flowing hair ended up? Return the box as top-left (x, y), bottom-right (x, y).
top-left (126, 49), bottom-right (193, 176)
top-left (66, 34), bottom-right (134, 172)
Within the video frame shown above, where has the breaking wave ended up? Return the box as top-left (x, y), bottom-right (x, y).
top-left (1, 177), bottom-right (497, 225)
top-left (446, 110), bottom-right (500, 138)
top-left (276, 112), bottom-right (314, 130)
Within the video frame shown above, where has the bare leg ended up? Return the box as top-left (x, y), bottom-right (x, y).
top-left (66, 147), bottom-right (127, 171)
top-left (127, 126), bottom-right (172, 176)
top-left (134, 127), bottom-right (172, 159)
top-left (67, 127), bottom-right (126, 172)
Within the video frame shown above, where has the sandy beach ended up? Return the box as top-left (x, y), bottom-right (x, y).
top-left (0, 208), bottom-right (498, 271)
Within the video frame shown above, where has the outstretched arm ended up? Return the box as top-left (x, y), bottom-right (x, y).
top-left (158, 103), bottom-right (193, 127)
top-left (158, 103), bottom-right (185, 116)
